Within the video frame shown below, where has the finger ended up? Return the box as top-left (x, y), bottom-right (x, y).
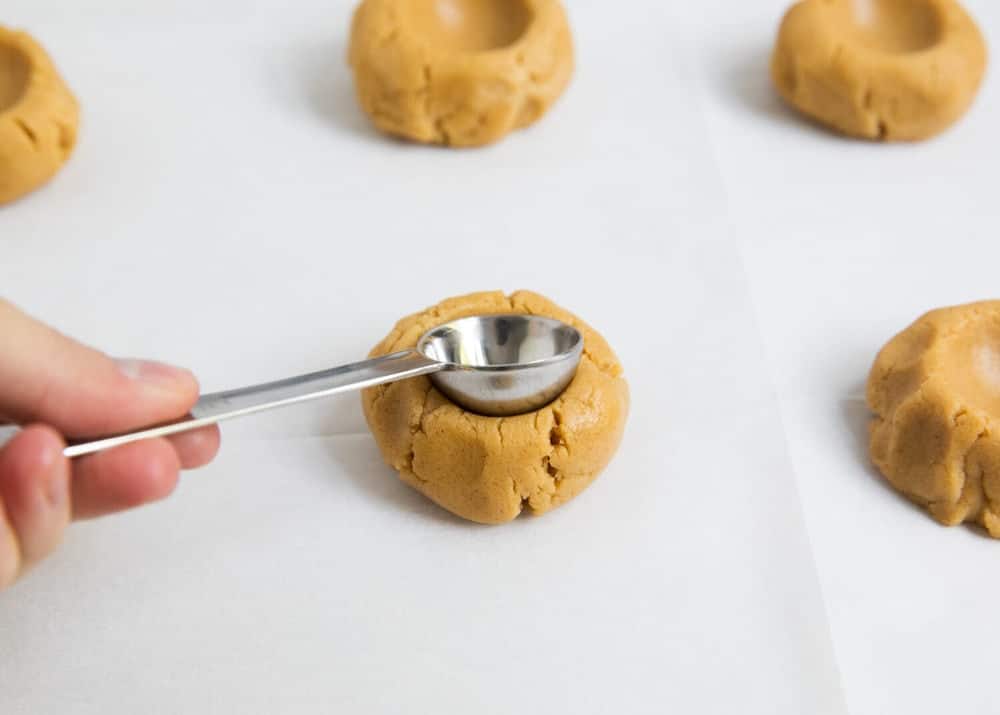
top-left (0, 425), bottom-right (70, 587)
top-left (167, 425), bottom-right (221, 470)
top-left (71, 438), bottom-right (181, 520)
top-left (0, 300), bottom-right (199, 437)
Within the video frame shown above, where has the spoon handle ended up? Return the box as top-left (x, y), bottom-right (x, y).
top-left (63, 350), bottom-right (442, 458)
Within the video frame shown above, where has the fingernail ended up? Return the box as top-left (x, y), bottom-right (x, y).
top-left (114, 358), bottom-right (192, 392)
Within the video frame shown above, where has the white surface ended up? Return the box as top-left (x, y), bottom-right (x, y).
top-left (0, 2), bottom-right (846, 714)
top-left (689, 1), bottom-right (1000, 713)
top-left (743, 229), bottom-right (1000, 715)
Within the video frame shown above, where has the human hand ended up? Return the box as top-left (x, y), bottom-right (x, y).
top-left (0, 299), bottom-right (220, 590)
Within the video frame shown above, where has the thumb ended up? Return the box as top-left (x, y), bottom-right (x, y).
top-left (0, 425), bottom-right (71, 588)
top-left (0, 300), bottom-right (200, 438)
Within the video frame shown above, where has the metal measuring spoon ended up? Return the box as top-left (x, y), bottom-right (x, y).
top-left (64, 315), bottom-right (583, 458)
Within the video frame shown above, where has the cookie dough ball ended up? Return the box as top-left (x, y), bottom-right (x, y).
top-left (867, 302), bottom-right (1000, 536)
top-left (771, 0), bottom-right (987, 140)
top-left (362, 291), bottom-right (629, 524)
top-left (348, 0), bottom-right (574, 146)
top-left (0, 27), bottom-right (79, 205)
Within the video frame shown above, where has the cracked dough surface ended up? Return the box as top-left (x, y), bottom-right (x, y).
top-left (362, 291), bottom-right (629, 524)
top-left (0, 27), bottom-right (78, 205)
top-left (868, 302), bottom-right (1000, 536)
top-left (771, 0), bottom-right (986, 141)
top-left (348, 0), bottom-right (573, 146)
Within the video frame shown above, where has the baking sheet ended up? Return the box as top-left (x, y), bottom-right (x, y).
top-left (689, 0), bottom-right (1000, 711)
top-left (0, 1), bottom-right (844, 713)
top-left (743, 224), bottom-right (1000, 715)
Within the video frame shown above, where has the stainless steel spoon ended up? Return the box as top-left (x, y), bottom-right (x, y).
top-left (63, 314), bottom-right (583, 458)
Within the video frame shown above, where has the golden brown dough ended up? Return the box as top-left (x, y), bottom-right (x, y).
top-left (771, 0), bottom-right (987, 141)
top-left (0, 27), bottom-right (79, 205)
top-left (362, 291), bottom-right (629, 524)
top-left (348, 0), bottom-right (574, 146)
top-left (868, 302), bottom-right (1000, 536)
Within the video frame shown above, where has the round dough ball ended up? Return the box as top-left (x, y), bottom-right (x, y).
top-left (868, 302), bottom-right (1000, 536)
top-left (0, 27), bottom-right (79, 205)
top-left (771, 0), bottom-right (987, 141)
top-left (348, 0), bottom-right (574, 147)
top-left (362, 291), bottom-right (629, 524)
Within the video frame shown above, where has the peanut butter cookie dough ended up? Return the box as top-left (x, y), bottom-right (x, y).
top-left (0, 27), bottom-right (79, 205)
top-left (771, 0), bottom-right (987, 141)
top-left (868, 302), bottom-right (1000, 536)
top-left (362, 291), bottom-right (629, 524)
top-left (348, 0), bottom-right (574, 146)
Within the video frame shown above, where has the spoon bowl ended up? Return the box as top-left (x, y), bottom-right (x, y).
top-left (418, 314), bottom-right (583, 416)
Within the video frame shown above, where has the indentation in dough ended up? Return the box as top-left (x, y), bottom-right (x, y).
top-left (848, 0), bottom-right (941, 53)
top-left (406, 0), bottom-right (533, 52)
top-left (14, 118), bottom-right (36, 148)
top-left (0, 42), bottom-right (30, 112)
top-left (976, 345), bottom-right (1000, 390)
top-left (944, 321), bottom-right (1000, 418)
